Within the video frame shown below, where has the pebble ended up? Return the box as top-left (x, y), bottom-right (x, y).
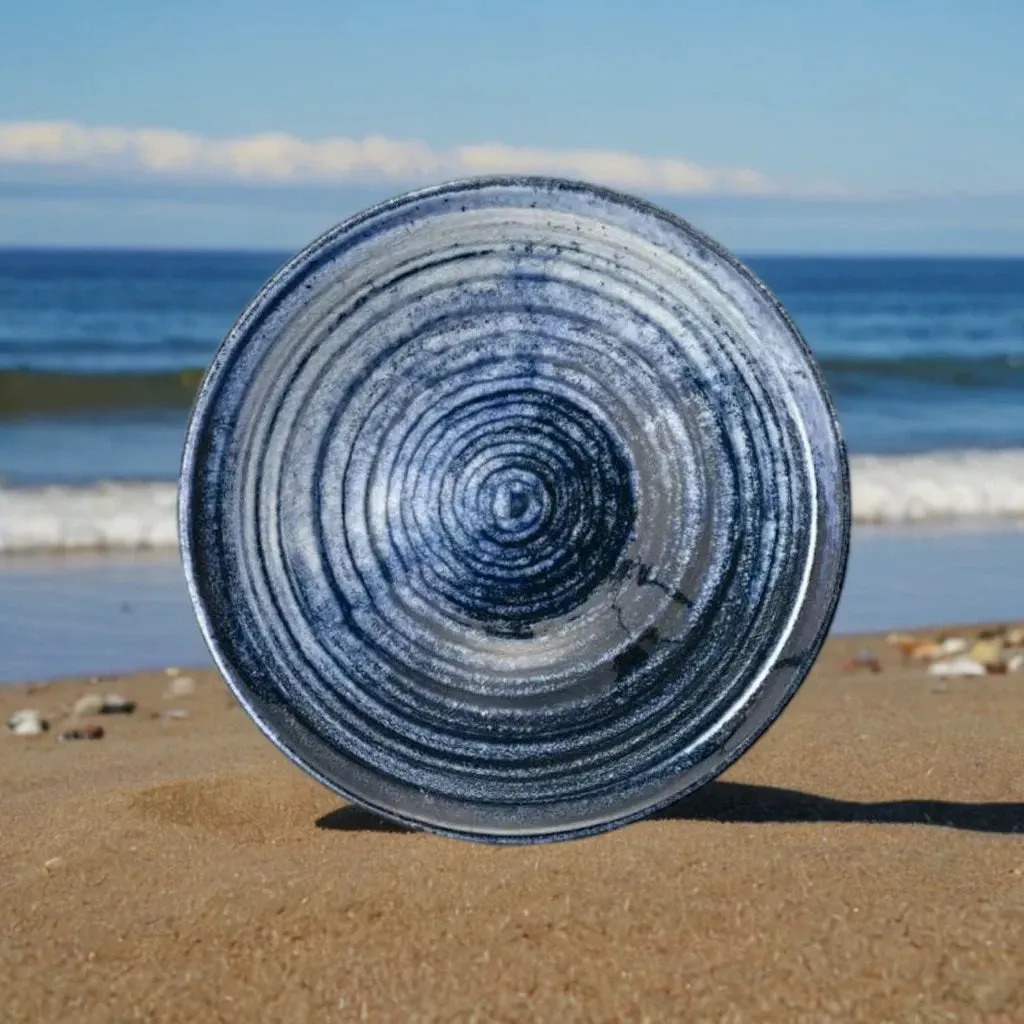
top-left (1005, 626), bottom-right (1024, 647)
top-left (1008, 652), bottom-right (1024, 673)
top-left (927, 656), bottom-right (986, 679)
top-left (968, 639), bottom-right (1003, 668)
top-left (908, 641), bottom-right (943, 662)
top-left (153, 708), bottom-right (190, 721)
top-left (43, 856), bottom-right (64, 872)
top-left (164, 666), bottom-right (182, 677)
top-left (7, 709), bottom-right (48, 735)
top-left (72, 694), bottom-right (105, 718)
top-left (99, 695), bottom-right (137, 715)
top-left (936, 636), bottom-right (968, 656)
top-left (59, 725), bottom-right (105, 742)
top-left (164, 675), bottom-right (196, 698)
top-left (886, 634), bottom-right (923, 659)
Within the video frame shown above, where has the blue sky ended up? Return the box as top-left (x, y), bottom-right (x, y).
top-left (1, 0), bottom-right (1022, 252)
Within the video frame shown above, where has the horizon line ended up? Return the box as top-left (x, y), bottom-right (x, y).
top-left (2, 242), bottom-right (1023, 260)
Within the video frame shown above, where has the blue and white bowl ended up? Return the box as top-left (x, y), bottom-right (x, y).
top-left (179, 177), bottom-right (850, 843)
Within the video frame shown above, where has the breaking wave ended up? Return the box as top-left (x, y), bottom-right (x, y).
top-left (2, 450), bottom-right (1023, 554)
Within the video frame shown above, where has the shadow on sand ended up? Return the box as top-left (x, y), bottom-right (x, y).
top-left (316, 781), bottom-right (1023, 836)
top-left (651, 781), bottom-right (1023, 834)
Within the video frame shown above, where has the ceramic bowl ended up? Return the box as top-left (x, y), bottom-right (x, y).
top-left (180, 177), bottom-right (850, 843)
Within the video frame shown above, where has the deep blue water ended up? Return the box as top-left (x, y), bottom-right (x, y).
top-left (1, 249), bottom-right (1022, 484)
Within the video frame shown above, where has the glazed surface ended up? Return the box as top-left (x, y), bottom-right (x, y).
top-left (179, 178), bottom-right (850, 840)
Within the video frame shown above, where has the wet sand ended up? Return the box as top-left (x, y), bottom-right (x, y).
top-left (2, 628), bottom-right (1022, 1022)
top-left (3, 525), bottom-right (1024, 684)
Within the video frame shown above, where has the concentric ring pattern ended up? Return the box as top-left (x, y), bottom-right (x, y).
top-left (180, 177), bottom-right (850, 842)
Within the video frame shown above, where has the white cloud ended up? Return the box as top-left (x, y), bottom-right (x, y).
top-left (0, 120), bottom-right (779, 196)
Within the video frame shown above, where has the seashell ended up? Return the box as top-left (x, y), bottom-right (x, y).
top-left (7, 709), bottom-right (48, 736)
top-left (1007, 652), bottom-right (1024, 673)
top-left (179, 178), bottom-right (850, 843)
top-left (164, 666), bottom-right (182, 677)
top-left (936, 636), bottom-right (968, 656)
top-left (72, 694), bottom-right (105, 718)
top-left (968, 640), bottom-right (1003, 668)
top-left (927, 657), bottom-right (986, 679)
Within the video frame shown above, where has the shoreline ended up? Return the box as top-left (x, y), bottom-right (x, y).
top-left (3, 625), bottom-right (1022, 1021)
top-left (4, 524), bottom-right (1024, 684)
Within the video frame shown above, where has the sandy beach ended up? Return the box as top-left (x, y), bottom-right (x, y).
top-left (2, 627), bottom-right (1022, 1023)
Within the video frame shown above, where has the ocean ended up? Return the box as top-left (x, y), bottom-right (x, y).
top-left (1, 250), bottom-right (1023, 554)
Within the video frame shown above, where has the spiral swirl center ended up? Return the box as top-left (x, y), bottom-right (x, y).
top-left (399, 388), bottom-right (637, 639)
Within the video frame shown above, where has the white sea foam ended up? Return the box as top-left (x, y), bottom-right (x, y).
top-left (849, 450), bottom-right (1024, 525)
top-left (2, 450), bottom-right (1024, 553)
top-left (0, 481), bottom-right (179, 554)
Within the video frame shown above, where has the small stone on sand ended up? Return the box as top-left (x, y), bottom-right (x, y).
top-left (58, 725), bottom-right (105, 742)
top-left (100, 696), bottom-right (136, 715)
top-left (936, 636), bottom-right (967, 656)
top-left (909, 641), bottom-right (944, 662)
top-left (968, 639), bottom-right (1003, 668)
top-left (7, 709), bottom-right (48, 736)
top-left (927, 656), bottom-right (986, 679)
